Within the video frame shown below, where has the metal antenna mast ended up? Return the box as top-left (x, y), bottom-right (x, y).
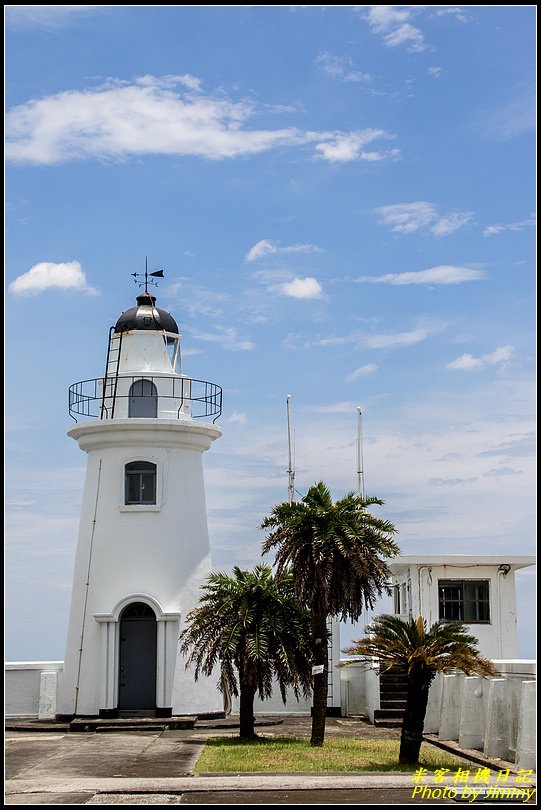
top-left (356, 406), bottom-right (366, 499)
top-left (287, 394), bottom-right (295, 504)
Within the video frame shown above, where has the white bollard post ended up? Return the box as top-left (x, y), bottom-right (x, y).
top-left (516, 681), bottom-right (536, 770)
top-left (459, 676), bottom-right (485, 750)
top-left (38, 671), bottom-right (58, 719)
top-left (483, 678), bottom-right (511, 759)
top-left (439, 673), bottom-right (461, 741)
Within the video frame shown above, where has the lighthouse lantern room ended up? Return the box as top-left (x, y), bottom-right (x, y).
top-left (58, 275), bottom-right (223, 719)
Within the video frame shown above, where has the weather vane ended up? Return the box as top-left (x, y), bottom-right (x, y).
top-left (131, 257), bottom-right (165, 293)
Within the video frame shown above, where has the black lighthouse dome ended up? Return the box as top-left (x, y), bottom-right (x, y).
top-left (115, 292), bottom-right (179, 334)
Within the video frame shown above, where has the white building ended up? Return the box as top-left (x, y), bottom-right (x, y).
top-left (56, 288), bottom-right (223, 719)
top-left (388, 555), bottom-right (536, 659)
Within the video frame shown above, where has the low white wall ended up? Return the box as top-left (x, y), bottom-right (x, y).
top-left (340, 662), bottom-right (368, 717)
top-left (364, 666), bottom-right (380, 724)
top-left (5, 662), bottom-right (63, 718)
top-left (436, 661), bottom-right (536, 765)
top-left (338, 659), bottom-right (536, 768)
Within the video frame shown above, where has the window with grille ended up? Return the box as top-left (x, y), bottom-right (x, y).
top-left (124, 461), bottom-right (157, 505)
top-left (438, 579), bottom-right (490, 623)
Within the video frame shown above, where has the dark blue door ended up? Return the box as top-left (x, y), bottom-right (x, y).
top-left (118, 603), bottom-right (157, 710)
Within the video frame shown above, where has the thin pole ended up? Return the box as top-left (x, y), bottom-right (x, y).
top-left (287, 394), bottom-right (295, 504)
top-left (356, 406), bottom-right (365, 499)
top-left (74, 458), bottom-right (103, 715)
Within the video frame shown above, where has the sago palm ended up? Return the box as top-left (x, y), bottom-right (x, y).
top-left (261, 481), bottom-right (398, 745)
top-left (342, 614), bottom-right (497, 764)
top-left (179, 564), bottom-right (313, 739)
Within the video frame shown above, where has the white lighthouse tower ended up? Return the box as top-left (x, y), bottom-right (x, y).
top-left (57, 274), bottom-right (223, 719)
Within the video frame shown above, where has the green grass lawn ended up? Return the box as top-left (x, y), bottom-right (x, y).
top-left (195, 736), bottom-right (473, 773)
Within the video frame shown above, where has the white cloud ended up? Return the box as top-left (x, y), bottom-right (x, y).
top-left (8, 261), bottom-right (98, 296)
top-left (346, 364), bottom-right (378, 381)
top-left (185, 325), bottom-right (256, 351)
top-left (429, 477), bottom-right (478, 487)
top-left (447, 345), bottom-right (514, 371)
top-left (435, 7), bottom-right (469, 22)
top-left (314, 130), bottom-right (400, 163)
top-left (374, 202), bottom-right (473, 236)
top-left (308, 401), bottom-right (360, 414)
top-left (483, 467), bottom-right (524, 478)
top-left (5, 76), bottom-right (301, 164)
top-left (227, 411), bottom-right (248, 425)
top-left (245, 239), bottom-right (323, 262)
top-left (477, 432), bottom-right (535, 459)
top-left (361, 6), bottom-right (427, 52)
top-left (364, 325), bottom-right (440, 349)
top-left (315, 51), bottom-right (374, 84)
top-left (307, 321), bottom-right (445, 351)
top-left (384, 22), bottom-right (426, 51)
top-left (6, 6), bottom-right (101, 30)
top-left (430, 212), bottom-right (473, 236)
top-left (358, 265), bottom-right (487, 286)
top-left (427, 67), bottom-right (443, 78)
top-left (273, 277), bottom-right (323, 299)
top-left (173, 75), bottom-right (203, 92)
top-left (483, 215), bottom-right (536, 236)
top-left (475, 80), bottom-right (535, 141)
top-left (6, 75), bottom-right (400, 166)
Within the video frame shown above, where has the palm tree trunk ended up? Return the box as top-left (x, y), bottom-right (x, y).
top-left (310, 607), bottom-right (328, 746)
top-left (239, 680), bottom-right (257, 739)
top-left (399, 670), bottom-right (431, 764)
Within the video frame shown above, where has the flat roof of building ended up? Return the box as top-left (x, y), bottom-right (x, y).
top-left (388, 555), bottom-right (536, 572)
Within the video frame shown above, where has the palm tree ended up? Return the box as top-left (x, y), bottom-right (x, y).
top-left (179, 564), bottom-right (313, 739)
top-left (261, 481), bottom-right (399, 746)
top-left (342, 614), bottom-right (497, 764)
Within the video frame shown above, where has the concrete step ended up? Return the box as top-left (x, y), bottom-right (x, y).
top-left (379, 683), bottom-right (408, 696)
top-left (69, 716), bottom-right (196, 733)
top-left (373, 718), bottom-right (404, 728)
top-left (380, 668), bottom-right (408, 678)
top-left (373, 708), bottom-right (405, 721)
top-left (379, 672), bottom-right (408, 683)
top-left (380, 699), bottom-right (407, 709)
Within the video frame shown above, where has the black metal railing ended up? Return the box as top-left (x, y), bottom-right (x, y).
top-left (68, 375), bottom-right (222, 423)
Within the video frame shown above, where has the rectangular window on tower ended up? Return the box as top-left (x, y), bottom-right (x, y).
top-left (438, 579), bottom-right (490, 623)
top-left (125, 461), bottom-right (157, 505)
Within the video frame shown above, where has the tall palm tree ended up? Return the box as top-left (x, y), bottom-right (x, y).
top-left (261, 481), bottom-right (399, 746)
top-left (179, 564), bottom-right (313, 739)
top-left (342, 614), bottom-right (497, 764)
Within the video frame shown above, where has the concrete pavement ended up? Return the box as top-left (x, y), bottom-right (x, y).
top-left (4, 715), bottom-right (534, 805)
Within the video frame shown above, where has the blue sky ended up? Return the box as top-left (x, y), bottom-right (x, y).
top-left (5, 5), bottom-right (536, 661)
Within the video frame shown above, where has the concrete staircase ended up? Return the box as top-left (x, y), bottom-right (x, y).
top-left (373, 666), bottom-right (408, 728)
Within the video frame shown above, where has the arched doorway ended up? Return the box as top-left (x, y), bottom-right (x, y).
top-left (118, 602), bottom-right (157, 711)
top-left (128, 379), bottom-right (158, 418)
